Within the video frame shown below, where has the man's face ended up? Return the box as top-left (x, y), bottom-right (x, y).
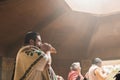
top-left (35, 35), bottom-right (42, 48)
top-left (98, 62), bottom-right (102, 67)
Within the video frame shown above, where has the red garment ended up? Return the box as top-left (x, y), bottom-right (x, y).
top-left (68, 71), bottom-right (80, 80)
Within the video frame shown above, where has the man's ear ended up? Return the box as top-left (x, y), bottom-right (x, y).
top-left (29, 39), bottom-right (34, 45)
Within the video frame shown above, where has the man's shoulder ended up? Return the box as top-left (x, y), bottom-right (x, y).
top-left (18, 45), bottom-right (44, 56)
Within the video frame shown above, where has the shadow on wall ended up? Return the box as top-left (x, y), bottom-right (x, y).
top-left (0, 57), bottom-right (15, 80)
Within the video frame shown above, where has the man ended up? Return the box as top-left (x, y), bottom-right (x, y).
top-left (13, 31), bottom-right (57, 80)
top-left (114, 71), bottom-right (120, 80)
top-left (68, 62), bottom-right (84, 80)
top-left (88, 58), bottom-right (107, 80)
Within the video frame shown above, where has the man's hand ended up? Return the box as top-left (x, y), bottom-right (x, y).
top-left (41, 43), bottom-right (56, 54)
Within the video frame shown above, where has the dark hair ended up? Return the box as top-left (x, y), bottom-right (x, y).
top-left (24, 31), bottom-right (40, 45)
top-left (114, 71), bottom-right (120, 80)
